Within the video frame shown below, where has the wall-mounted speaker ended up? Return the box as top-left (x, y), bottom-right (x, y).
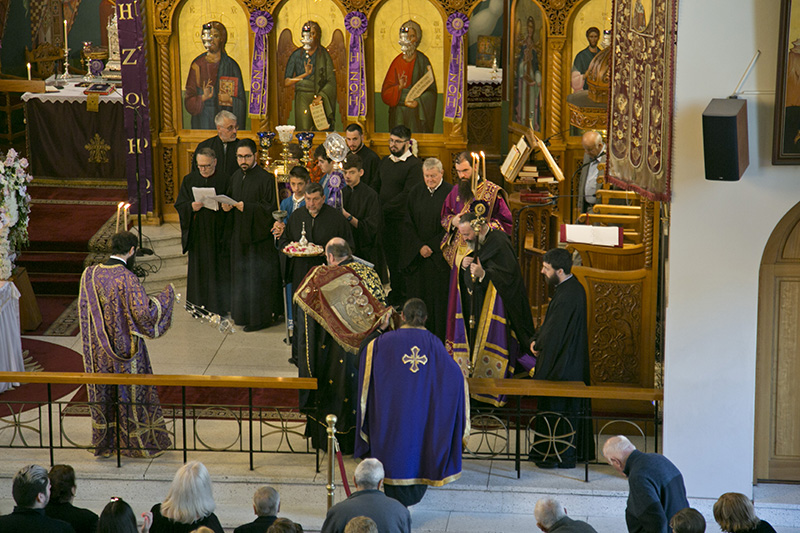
top-left (702, 98), bottom-right (749, 181)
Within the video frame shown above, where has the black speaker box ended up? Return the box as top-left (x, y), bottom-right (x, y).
top-left (702, 98), bottom-right (749, 181)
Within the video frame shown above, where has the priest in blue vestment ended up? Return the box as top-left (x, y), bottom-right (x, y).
top-left (77, 232), bottom-right (173, 458)
top-left (356, 299), bottom-right (469, 506)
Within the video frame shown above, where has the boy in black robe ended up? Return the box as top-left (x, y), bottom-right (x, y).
top-left (222, 139), bottom-right (282, 332)
top-left (175, 147), bottom-right (231, 315)
top-left (374, 125), bottom-right (423, 306)
top-left (529, 247), bottom-right (595, 468)
top-left (345, 124), bottom-right (381, 190)
top-left (401, 157), bottom-right (453, 341)
top-left (341, 153), bottom-right (386, 281)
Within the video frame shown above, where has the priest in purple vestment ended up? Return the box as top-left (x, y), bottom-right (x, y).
top-left (78, 232), bottom-right (174, 458)
top-left (356, 299), bottom-right (469, 507)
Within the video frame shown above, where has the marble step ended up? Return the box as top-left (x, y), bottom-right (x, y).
top-left (142, 263), bottom-right (188, 293)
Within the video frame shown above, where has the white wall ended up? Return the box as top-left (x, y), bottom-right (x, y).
top-left (665, 0), bottom-right (800, 498)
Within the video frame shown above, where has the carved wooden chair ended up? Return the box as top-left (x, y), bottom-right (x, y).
top-left (25, 43), bottom-right (65, 80)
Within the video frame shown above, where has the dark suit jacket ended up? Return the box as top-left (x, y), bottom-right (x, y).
top-left (45, 501), bottom-right (98, 533)
top-left (321, 489), bottom-right (410, 533)
top-left (0, 507), bottom-right (76, 532)
top-left (233, 515), bottom-right (278, 533)
top-left (550, 515), bottom-right (599, 532)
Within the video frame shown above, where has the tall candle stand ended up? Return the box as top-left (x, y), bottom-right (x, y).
top-left (257, 131), bottom-right (276, 169)
top-left (275, 125), bottom-right (296, 176)
top-left (58, 48), bottom-right (72, 80)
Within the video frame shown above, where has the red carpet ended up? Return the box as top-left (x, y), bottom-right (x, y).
top-left (26, 204), bottom-right (119, 252)
top-left (0, 339), bottom-right (85, 417)
top-left (25, 296), bottom-right (79, 336)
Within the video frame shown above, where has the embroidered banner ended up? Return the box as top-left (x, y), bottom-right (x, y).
top-left (249, 11), bottom-right (273, 116)
top-left (345, 11), bottom-right (368, 121)
top-left (444, 12), bottom-right (468, 123)
top-left (605, 0), bottom-right (678, 201)
top-left (117, 0), bottom-right (154, 214)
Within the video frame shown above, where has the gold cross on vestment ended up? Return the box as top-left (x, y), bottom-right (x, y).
top-left (402, 346), bottom-right (428, 373)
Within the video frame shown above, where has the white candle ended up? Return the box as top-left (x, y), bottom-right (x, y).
top-left (480, 150), bottom-right (486, 183)
top-left (26, 63), bottom-right (31, 80)
top-left (123, 203), bottom-right (130, 229)
top-left (115, 202), bottom-right (123, 232)
top-left (63, 19), bottom-right (68, 51)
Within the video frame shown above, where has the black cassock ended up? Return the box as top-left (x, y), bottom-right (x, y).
top-left (353, 145), bottom-right (380, 190)
top-left (375, 154), bottom-right (423, 305)
top-left (174, 169), bottom-right (231, 315)
top-left (401, 180), bottom-right (453, 341)
top-left (530, 275), bottom-right (595, 467)
top-left (227, 165), bottom-right (282, 328)
top-left (279, 204), bottom-right (354, 291)
top-left (193, 135), bottom-right (239, 178)
top-left (343, 182), bottom-right (386, 281)
top-left (467, 229), bottom-right (536, 351)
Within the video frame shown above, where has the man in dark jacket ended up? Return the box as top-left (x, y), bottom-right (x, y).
top-left (603, 436), bottom-right (690, 533)
top-left (0, 464), bottom-right (75, 532)
top-left (45, 465), bottom-right (98, 533)
top-left (234, 486), bottom-right (280, 533)
top-left (534, 497), bottom-right (598, 532)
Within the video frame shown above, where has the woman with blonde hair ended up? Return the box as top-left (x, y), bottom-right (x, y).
top-left (713, 492), bottom-right (776, 533)
top-left (146, 461), bottom-right (223, 533)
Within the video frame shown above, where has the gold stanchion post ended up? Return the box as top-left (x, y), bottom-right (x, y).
top-left (326, 414), bottom-right (337, 510)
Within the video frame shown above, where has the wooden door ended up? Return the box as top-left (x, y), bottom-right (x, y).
top-left (755, 202), bottom-right (800, 481)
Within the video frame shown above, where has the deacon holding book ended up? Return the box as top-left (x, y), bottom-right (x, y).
top-left (175, 147), bottom-right (231, 316)
top-left (77, 231), bottom-right (173, 458)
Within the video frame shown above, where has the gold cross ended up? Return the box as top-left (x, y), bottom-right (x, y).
top-left (402, 346), bottom-right (428, 373)
top-left (85, 133), bottom-right (110, 164)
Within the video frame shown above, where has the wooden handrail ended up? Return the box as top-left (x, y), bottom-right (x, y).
top-left (0, 372), bottom-right (317, 390)
top-left (467, 378), bottom-right (662, 401)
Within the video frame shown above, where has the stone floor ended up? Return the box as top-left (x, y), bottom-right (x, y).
top-left (1, 223), bottom-right (799, 532)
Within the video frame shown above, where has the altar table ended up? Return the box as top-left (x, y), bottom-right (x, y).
top-left (22, 82), bottom-right (126, 180)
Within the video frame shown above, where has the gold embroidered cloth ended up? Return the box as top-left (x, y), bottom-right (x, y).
top-left (606, 0), bottom-right (678, 202)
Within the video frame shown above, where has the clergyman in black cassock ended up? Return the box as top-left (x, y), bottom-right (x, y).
top-left (529, 247), bottom-right (595, 468)
top-left (224, 140), bottom-right (282, 331)
top-left (278, 186), bottom-right (354, 292)
top-left (192, 110), bottom-right (240, 178)
top-left (345, 125), bottom-right (381, 190)
top-left (374, 127), bottom-right (423, 305)
top-left (342, 153), bottom-right (386, 280)
top-left (401, 162), bottom-right (453, 341)
top-left (175, 149), bottom-right (230, 315)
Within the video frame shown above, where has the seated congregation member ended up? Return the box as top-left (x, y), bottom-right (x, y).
top-left (356, 298), bottom-right (467, 507)
top-left (175, 147), bottom-right (231, 316)
top-left (45, 464), bottom-right (99, 533)
top-left (97, 498), bottom-right (137, 533)
top-left (401, 157), bottom-right (453, 341)
top-left (451, 213), bottom-right (536, 406)
top-left (234, 486), bottom-right (280, 533)
top-left (148, 461), bottom-right (224, 533)
top-left (713, 493), bottom-right (776, 533)
top-left (528, 248), bottom-right (594, 468)
top-left (321, 459), bottom-right (411, 533)
top-left (341, 152), bottom-right (385, 277)
top-left (0, 464), bottom-right (75, 532)
top-left (344, 516), bottom-right (378, 533)
top-left (671, 508), bottom-right (706, 533)
top-left (222, 138), bottom-right (282, 332)
top-left (295, 238), bottom-right (389, 454)
top-left (534, 497), bottom-right (597, 532)
top-left (603, 436), bottom-right (689, 533)
top-left (267, 518), bottom-right (304, 532)
top-left (280, 166), bottom-right (309, 218)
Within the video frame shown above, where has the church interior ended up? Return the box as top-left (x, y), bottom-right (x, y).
top-left (0, 0), bottom-right (800, 530)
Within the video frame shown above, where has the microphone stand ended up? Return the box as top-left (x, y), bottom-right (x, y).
top-left (132, 108), bottom-right (153, 256)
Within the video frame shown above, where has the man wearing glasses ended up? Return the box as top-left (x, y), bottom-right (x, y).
top-left (222, 139), bottom-right (282, 332)
top-left (175, 148), bottom-right (231, 316)
top-left (374, 125), bottom-right (423, 306)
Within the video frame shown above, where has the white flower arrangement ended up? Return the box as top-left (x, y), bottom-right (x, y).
top-left (0, 149), bottom-right (32, 279)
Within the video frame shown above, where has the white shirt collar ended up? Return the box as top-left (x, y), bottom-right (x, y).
top-left (389, 150), bottom-right (412, 163)
top-left (427, 180), bottom-right (443, 194)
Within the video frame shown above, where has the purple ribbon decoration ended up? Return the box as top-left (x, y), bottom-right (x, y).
top-left (249, 11), bottom-right (274, 116)
top-left (326, 171), bottom-right (344, 209)
top-left (345, 11), bottom-right (368, 120)
top-left (444, 12), bottom-right (469, 122)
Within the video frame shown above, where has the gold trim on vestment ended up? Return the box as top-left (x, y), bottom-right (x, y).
top-left (383, 471), bottom-right (462, 487)
top-left (359, 339), bottom-right (376, 444)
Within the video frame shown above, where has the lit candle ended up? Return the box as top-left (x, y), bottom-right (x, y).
top-left (63, 19), bottom-right (68, 52)
top-left (123, 203), bottom-right (130, 229)
top-left (115, 202), bottom-right (123, 232)
top-left (26, 63), bottom-right (31, 81)
top-left (480, 150), bottom-right (486, 183)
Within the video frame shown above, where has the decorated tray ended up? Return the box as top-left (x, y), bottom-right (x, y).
top-left (283, 241), bottom-right (324, 257)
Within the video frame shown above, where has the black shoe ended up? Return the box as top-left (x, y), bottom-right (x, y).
top-left (288, 357), bottom-right (298, 366)
top-left (535, 461), bottom-right (558, 469)
top-left (243, 322), bottom-right (270, 332)
top-left (557, 462), bottom-right (577, 469)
